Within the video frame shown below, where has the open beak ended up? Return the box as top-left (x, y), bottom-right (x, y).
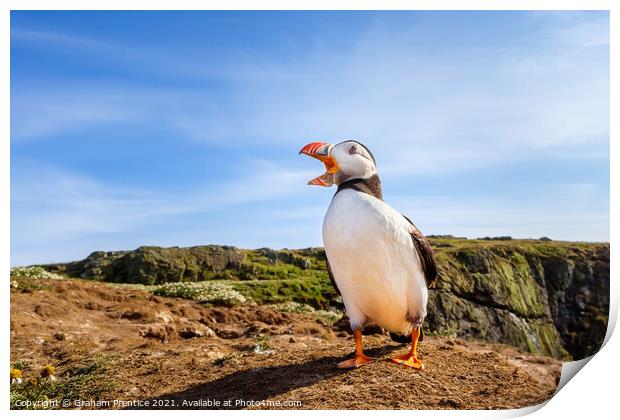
top-left (299, 142), bottom-right (339, 187)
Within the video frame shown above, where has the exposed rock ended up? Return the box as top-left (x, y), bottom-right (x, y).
top-left (121, 310), bottom-right (149, 321)
top-left (541, 246), bottom-right (609, 359)
top-left (49, 246), bottom-right (245, 284)
top-left (52, 332), bottom-right (66, 341)
top-left (215, 325), bottom-right (245, 339)
top-left (140, 324), bottom-right (176, 342)
top-left (255, 248), bottom-right (311, 269)
top-left (426, 242), bottom-right (609, 360)
top-left (179, 325), bottom-right (216, 339)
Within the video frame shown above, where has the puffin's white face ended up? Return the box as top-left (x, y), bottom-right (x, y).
top-left (299, 140), bottom-right (377, 187)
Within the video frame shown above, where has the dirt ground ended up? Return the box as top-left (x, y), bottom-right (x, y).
top-left (10, 278), bottom-right (562, 410)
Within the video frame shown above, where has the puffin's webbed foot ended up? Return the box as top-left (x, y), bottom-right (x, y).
top-left (390, 326), bottom-right (424, 370)
top-left (338, 353), bottom-right (376, 369)
top-left (390, 353), bottom-right (424, 370)
top-left (338, 328), bottom-right (376, 369)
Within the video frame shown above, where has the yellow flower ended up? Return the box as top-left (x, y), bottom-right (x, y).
top-left (28, 378), bottom-right (38, 386)
top-left (10, 368), bottom-right (22, 385)
top-left (40, 365), bottom-right (55, 377)
top-left (40, 365), bottom-right (57, 382)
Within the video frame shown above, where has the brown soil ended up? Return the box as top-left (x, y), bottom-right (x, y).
top-left (11, 278), bottom-right (562, 410)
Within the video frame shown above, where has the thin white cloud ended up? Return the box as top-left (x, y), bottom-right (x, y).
top-left (11, 160), bottom-right (314, 247)
top-left (527, 11), bottom-right (610, 48)
top-left (11, 29), bottom-right (109, 48)
top-left (389, 182), bottom-right (609, 243)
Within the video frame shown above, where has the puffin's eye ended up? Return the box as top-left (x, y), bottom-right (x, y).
top-left (348, 145), bottom-right (357, 155)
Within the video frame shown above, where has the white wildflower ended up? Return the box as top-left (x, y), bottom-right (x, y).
top-left (150, 281), bottom-right (249, 305)
top-left (10, 368), bottom-right (22, 385)
top-left (10, 266), bottom-right (64, 280)
top-left (253, 344), bottom-right (275, 355)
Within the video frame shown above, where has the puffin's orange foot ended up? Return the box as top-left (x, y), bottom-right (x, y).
top-left (338, 354), bottom-right (376, 369)
top-left (391, 353), bottom-right (424, 370)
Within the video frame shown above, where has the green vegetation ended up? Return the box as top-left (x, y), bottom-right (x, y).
top-left (148, 274), bottom-right (339, 310)
top-left (10, 277), bottom-right (50, 293)
top-left (150, 281), bottom-right (249, 306)
top-left (227, 275), bottom-right (339, 309)
top-left (10, 266), bottom-right (64, 280)
top-left (253, 335), bottom-right (274, 354)
top-left (10, 357), bottom-right (116, 410)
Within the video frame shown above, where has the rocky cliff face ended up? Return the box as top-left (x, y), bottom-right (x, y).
top-left (51, 246), bottom-right (245, 284)
top-left (43, 239), bottom-right (609, 360)
top-left (426, 240), bottom-right (609, 360)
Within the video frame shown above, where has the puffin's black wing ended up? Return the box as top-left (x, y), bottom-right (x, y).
top-left (402, 214), bottom-right (437, 288)
top-left (325, 258), bottom-right (341, 296)
top-left (389, 214), bottom-right (437, 344)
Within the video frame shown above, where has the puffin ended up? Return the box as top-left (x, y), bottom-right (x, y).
top-left (299, 140), bottom-right (437, 369)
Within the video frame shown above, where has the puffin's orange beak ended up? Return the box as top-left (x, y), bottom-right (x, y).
top-left (299, 142), bottom-right (339, 187)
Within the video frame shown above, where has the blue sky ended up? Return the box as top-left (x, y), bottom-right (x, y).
top-left (10, 11), bottom-right (610, 265)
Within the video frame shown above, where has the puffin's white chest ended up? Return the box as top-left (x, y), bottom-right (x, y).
top-left (322, 189), bottom-right (428, 333)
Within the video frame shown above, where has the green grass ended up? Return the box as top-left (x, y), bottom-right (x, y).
top-left (10, 356), bottom-right (116, 410)
top-left (227, 275), bottom-right (339, 309)
top-left (253, 335), bottom-right (274, 354)
top-left (10, 277), bottom-right (49, 293)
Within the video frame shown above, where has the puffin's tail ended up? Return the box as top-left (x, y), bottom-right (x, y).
top-left (390, 328), bottom-right (425, 343)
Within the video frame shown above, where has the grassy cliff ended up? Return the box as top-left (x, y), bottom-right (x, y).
top-left (39, 239), bottom-right (609, 360)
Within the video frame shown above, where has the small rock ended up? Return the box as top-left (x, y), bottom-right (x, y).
top-left (140, 324), bottom-right (175, 342)
top-left (245, 321), bottom-right (271, 336)
top-left (203, 326), bottom-right (216, 337)
top-left (34, 305), bottom-right (53, 318)
top-left (215, 325), bottom-right (245, 339)
top-left (179, 325), bottom-right (216, 339)
top-left (84, 301), bottom-right (102, 310)
top-left (179, 328), bottom-right (202, 339)
top-left (439, 398), bottom-right (462, 408)
top-left (206, 351), bottom-right (226, 360)
top-left (53, 332), bottom-right (66, 341)
top-left (121, 310), bottom-right (146, 320)
top-left (289, 336), bottom-right (297, 343)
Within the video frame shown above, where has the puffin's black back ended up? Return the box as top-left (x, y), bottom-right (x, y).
top-left (390, 329), bottom-right (425, 343)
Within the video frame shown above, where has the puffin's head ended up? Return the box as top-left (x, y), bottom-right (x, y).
top-left (299, 140), bottom-right (377, 187)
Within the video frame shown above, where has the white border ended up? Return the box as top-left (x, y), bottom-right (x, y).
top-left (2, 1), bottom-right (616, 419)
